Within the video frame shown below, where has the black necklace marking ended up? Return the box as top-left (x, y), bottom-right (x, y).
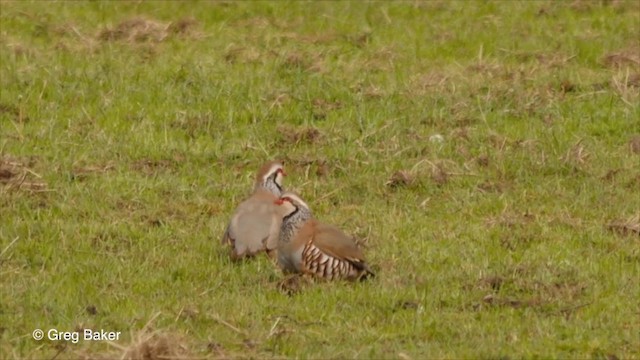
top-left (282, 204), bottom-right (299, 223)
top-left (269, 173), bottom-right (283, 193)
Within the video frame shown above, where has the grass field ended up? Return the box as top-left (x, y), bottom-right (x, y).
top-left (1, 1), bottom-right (639, 359)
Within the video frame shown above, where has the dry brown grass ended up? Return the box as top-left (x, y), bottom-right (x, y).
top-left (0, 155), bottom-right (47, 193)
top-left (602, 46), bottom-right (640, 68)
top-left (629, 135), bottom-right (640, 154)
top-left (277, 125), bottom-right (323, 145)
top-left (386, 170), bottom-right (414, 188)
top-left (608, 214), bottom-right (640, 237)
top-left (98, 17), bottom-right (200, 43)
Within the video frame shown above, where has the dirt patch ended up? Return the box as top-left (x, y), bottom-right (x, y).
top-left (625, 73), bottom-right (640, 88)
top-left (311, 98), bottom-right (342, 119)
top-left (233, 16), bottom-right (271, 30)
top-left (4, 40), bottom-right (37, 58)
top-left (311, 98), bottom-right (342, 111)
top-left (393, 300), bottom-right (421, 311)
top-left (482, 294), bottom-right (543, 308)
top-left (471, 267), bottom-right (589, 314)
top-left (602, 47), bottom-right (640, 68)
top-left (277, 125), bottom-right (322, 145)
top-left (264, 92), bottom-right (292, 109)
top-left (430, 163), bottom-right (449, 186)
top-left (352, 83), bottom-right (385, 99)
top-left (300, 32), bottom-right (338, 45)
top-left (279, 50), bottom-right (325, 73)
top-left (562, 139), bottom-right (590, 166)
top-left (224, 45), bottom-right (263, 64)
top-left (132, 158), bottom-right (177, 174)
top-left (98, 17), bottom-right (200, 43)
top-left (559, 79), bottom-right (577, 94)
top-left (315, 160), bottom-right (329, 177)
top-left (601, 168), bottom-right (623, 182)
top-left (479, 275), bottom-right (505, 291)
top-left (120, 332), bottom-right (190, 360)
top-left (476, 180), bottom-right (508, 193)
top-left (0, 103), bottom-right (28, 123)
top-left (167, 17), bottom-right (199, 36)
top-left (277, 274), bottom-right (314, 296)
top-left (71, 163), bottom-right (115, 181)
top-left (626, 174), bottom-right (640, 190)
top-left (0, 155), bottom-right (47, 192)
top-left (407, 72), bottom-right (449, 96)
top-left (348, 30), bottom-right (372, 48)
top-left (85, 305), bottom-right (98, 316)
top-left (629, 135), bottom-right (640, 154)
top-left (486, 211), bottom-right (536, 228)
top-left (607, 214), bottom-right (640, 237)
top-left (386, 170), bottom-right (414, 188)
top-left (476, 154), bottom-right (490, 167)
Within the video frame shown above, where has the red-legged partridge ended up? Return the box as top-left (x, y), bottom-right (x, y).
top-left (222, 161), bottom-right (286, 260)
top-left (274, 192), bottom-right (374, 281)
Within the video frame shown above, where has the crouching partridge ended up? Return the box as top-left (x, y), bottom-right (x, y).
top-left (222, 161), bottom-right (286, 260)
top-left (274, 192), bottom-right (374, 281)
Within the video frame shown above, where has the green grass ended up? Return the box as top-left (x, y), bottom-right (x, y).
top-left (1, 1), bottom-right (639, 358)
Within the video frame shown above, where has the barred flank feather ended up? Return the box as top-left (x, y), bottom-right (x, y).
top-left (301, 241), bottom-right (369, 280)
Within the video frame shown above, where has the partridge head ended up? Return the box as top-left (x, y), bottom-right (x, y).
top-left (275, 192), bottom-right (374, 281)
top-left (254, 161), bottom-right (286, 196)
top-left (221, 161), bottom-right (287, 260)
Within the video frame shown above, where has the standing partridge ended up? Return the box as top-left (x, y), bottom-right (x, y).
top-left (274, 192), bottom-right (374, 281)
top-left (221, 161), bottom-right (286, 260)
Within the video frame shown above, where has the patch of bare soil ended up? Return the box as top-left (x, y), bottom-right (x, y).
top-left (561, 139), bottom-right (590, 166)
top-left (263, 92), bottom-right (292, 109)
top-left (407, 72), bottom-right (449, 96)
top-left (481, 294), bottom-right (543, 309)
top-left (629, 134), bottom-right (640, 154)
top-left (472, 267), bottom-right (590, 315)
top-left (0, 103), bottom-right (28, 123)
top-left (315, 160), bottom-right (329, 177)
top-left (601, 168), bottom-right (623, 182)
top-left (101, 331), bottom-right (190, 360)
top-left (277, 274), bottom-right (314, 296)
top-left (277, 125), bottom-right (322, 145)
top-left (3, 39), bottom-right (37, 58)
top-left (279, 50), bottom-right (326, 73)
top-left (311, 98), bottom-right (342, 120)
top-left (626, 174), bottom-right (640, 190)
top-left (430, 163), bottom-right (449, 186)
top-left (74, 329), bottom-right (193, 360)
top-left (475, 154), bottom-right (490, 167)
top-left (0, 155), bottom-right (47, 192)
top-left (351, 82), bottom-right (385, 99)
top-left (602, 47), bottom-right (640, 68)
top-left (71, 163), bottom-right (115, 181)
top-left (97, 17), bottom-right (200, 43)
top-left (608, 214), bottom-right (640, 237)
top-left (224, 45), bottom-right (263, 64)
top-left (131, 158), bottom-right (176, 176)
top-left (476, 180), bottom-right (509, 193)
top-left (386, 170), bottom-right (414, 188)
top-left (486, 211), bottom-right (536, 228)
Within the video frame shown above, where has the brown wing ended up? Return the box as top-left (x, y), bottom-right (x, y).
top-left (308, 221), bottom-right (374, 279)
top-left (311, 221), bottom-right (365, 263)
